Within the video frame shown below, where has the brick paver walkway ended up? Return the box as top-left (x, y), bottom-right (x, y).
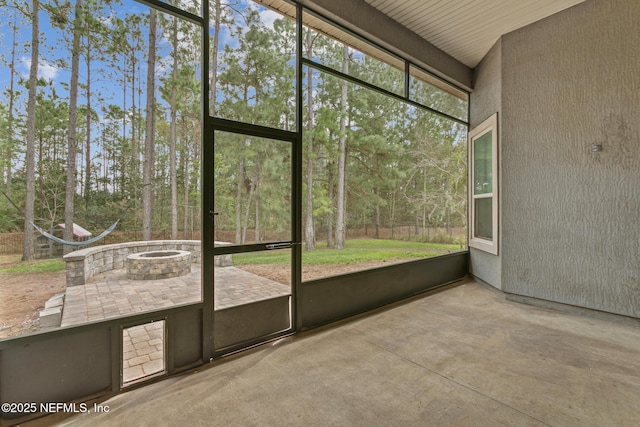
top-left (61, 265), bottom-right (290, 326)
top-left (60, 265), bottom-right (290, 384)
top-left (122, 322), bottom-right (165, 385)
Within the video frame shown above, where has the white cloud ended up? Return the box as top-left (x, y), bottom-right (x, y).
top-left (99, 11), bottom-right (115, 28)
top-left (40, 62), bottom-right (60, 81)
top-left (259, 9), bottom-right (282, 30)
top-left (19, 57), bottom-right (60, 82)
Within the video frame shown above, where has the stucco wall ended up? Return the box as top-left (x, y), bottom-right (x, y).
top-left (499, 0), bottom-right (640, 317)
top-left (469, 39), bottom-right (502, 290)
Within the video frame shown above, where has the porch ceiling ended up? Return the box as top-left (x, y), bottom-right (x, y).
top-left (363, 0), bottom-right (586, 67)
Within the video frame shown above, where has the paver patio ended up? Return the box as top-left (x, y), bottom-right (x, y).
top-left (60, 265), bottom-right (290, 326)
top-left (122, 322), bottom-right (165, 384)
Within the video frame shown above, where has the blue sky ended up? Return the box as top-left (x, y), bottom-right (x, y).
top-left (0, 0), bottom-right (288, 116)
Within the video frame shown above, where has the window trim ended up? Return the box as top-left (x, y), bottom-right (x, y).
top-left (468, 113), bottom-right (499, 255)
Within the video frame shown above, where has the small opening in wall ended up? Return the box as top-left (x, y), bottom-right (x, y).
top-left (122, 320), bottom-right (166, 386)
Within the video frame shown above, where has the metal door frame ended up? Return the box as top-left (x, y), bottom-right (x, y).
top-left (204, 117), bottom-right (302, 357)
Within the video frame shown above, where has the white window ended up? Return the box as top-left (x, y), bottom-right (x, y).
top-left (468, 113), bottom-right (498, 254)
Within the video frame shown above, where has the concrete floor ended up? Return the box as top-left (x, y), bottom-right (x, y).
top-left (50, 280), bottom-right (639, 426)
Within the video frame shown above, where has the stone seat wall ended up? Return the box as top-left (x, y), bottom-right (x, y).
top-left (63, 240), bottom-right (231, 286)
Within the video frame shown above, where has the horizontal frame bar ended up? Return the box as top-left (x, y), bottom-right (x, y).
top-left (303, 59), bottom-right (469, 126)
top-left (135, 0), bottom-right (203, 26)
top-left (213, 241), bottom-right (292, 256)
top-left (211, 117), bottom-right (299, 142)
top-left (300, 4), bottom-right (470, 110)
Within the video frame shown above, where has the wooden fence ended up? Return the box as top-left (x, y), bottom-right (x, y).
top-left (0, 233), bottom-right (24, 255)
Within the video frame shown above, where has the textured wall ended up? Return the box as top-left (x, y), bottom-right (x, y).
top-left (500, 0), bottom-right (640, 317)
top-left (469, 39), bottom-right (502, 290)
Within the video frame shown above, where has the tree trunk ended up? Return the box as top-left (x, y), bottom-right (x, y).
top-left (170, 17), bottom-right (178, 239)
top-left (64, 0), bottom-right (83, 255)
top-left (326, 159), bottom-right (334, 248)
top-left (121, 57), bottom-right (127, 196)
top-left (235, 157), bottom-right (243, 244)
top-left (254, 157), bottom-right (260, 243)
top-left (210, 0), bottom-right (221, 115)
top-left (390, 191), bottom-right (396, 239)
top-left (182, 132), bottom-right (189, 238)
top-left (5, 13), bottom-right (18, 197)
top-left (131, 52), bottom-right (139, 231)
top-left (374, 187), bottom-right (380, 239)
top-left (100, 132), bottom-right (106, 192)
top-left (254, 179), bottom-right (260, 243)
top-left (304, 32), bottom-right (316, 250)
top-left (241, 179), bottom-right (254, 245)
top-left (142, 9), bottom-right (157, 240)
top-left (84, 39), bottom-right (92, 207)
top-left (23, 0), bottom-right (40, 261)
top-left (240, 140), bottom-right (255, 245)
top-left (422, 167), bottom-right (427, 240)
top-left (334, 45), bottom-right (349, 249)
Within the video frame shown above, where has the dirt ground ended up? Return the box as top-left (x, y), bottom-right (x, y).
top-left (0, 258), bottom-right (409, 340)
top-left (242, 259), bottom-right (416, 285)
top-left (0, 267), bottom-right (66, 339)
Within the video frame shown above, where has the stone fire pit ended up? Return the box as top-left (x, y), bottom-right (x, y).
top-left (126, 250), bottom-right (192, 280)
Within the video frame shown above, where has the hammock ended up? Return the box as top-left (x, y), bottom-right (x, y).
top-left (30, 220), bottom-right (119, 247)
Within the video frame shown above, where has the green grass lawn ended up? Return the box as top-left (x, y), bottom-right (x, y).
top-left (0, 257), bottom-right (66, 274)
top-left (0, 239), bottom-right (462, 273)
top-left (233, 238), bottom-right (462, 266)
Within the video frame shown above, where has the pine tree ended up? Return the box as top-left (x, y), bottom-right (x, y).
top-left (142, 8), bottom-right (157, 240)
top-left (62, 0), bottom-right (83, 253)
top-left (304, 30), bottom-right (316, 250)
top-left (334, 45), bottom-right (349, 249)
top-left (22, 0), bottom-right (40, 261)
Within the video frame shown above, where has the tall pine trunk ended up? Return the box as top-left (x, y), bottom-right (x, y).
top-left (64, 0), bottom-right (83, 254)
top-left (374, 187), bottom-right (380, 239)
top-left (84, 39), bottom-right (92, 207)
top-left (5, 13), bottom-right (18, 197)
top-left (131, 52), bottom-right (139, 231)
top-left (23, 0), bottom-right (40, 261)
top-left (210, 0), bottom-right (221, 115)
top-left (304, 31), bottom-right (316, 249)
top-left (182, 131), bottom-right (189, 238)
top-left (170, 17), bottom-right (178, 239)
top-left (254, 157), bottom-right (260, 243)
top-left (241, 179), bottom-right (255, 245)
top-left (334, 45), bottom-right (349, 249)
top-left (235, 157), bottom-right (243, 244)
top-left (326, 158), bottom-right (334, 248)
top-left (142, 9), bottom-right (157, 240)
top-left (240, 139), bottom-right (255, 245)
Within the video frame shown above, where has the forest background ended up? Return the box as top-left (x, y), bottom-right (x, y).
top-left (0, 0), bottom-right (468, 261)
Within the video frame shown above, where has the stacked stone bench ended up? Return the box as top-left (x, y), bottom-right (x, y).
top-left (62, 240), bottom-right (232, 287)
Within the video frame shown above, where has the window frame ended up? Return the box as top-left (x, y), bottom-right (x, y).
top-left (468, 113), bottom-right (499, 255)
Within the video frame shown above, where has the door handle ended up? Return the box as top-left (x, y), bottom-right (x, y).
top-left (265, 243), bottom-right (292, 250)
